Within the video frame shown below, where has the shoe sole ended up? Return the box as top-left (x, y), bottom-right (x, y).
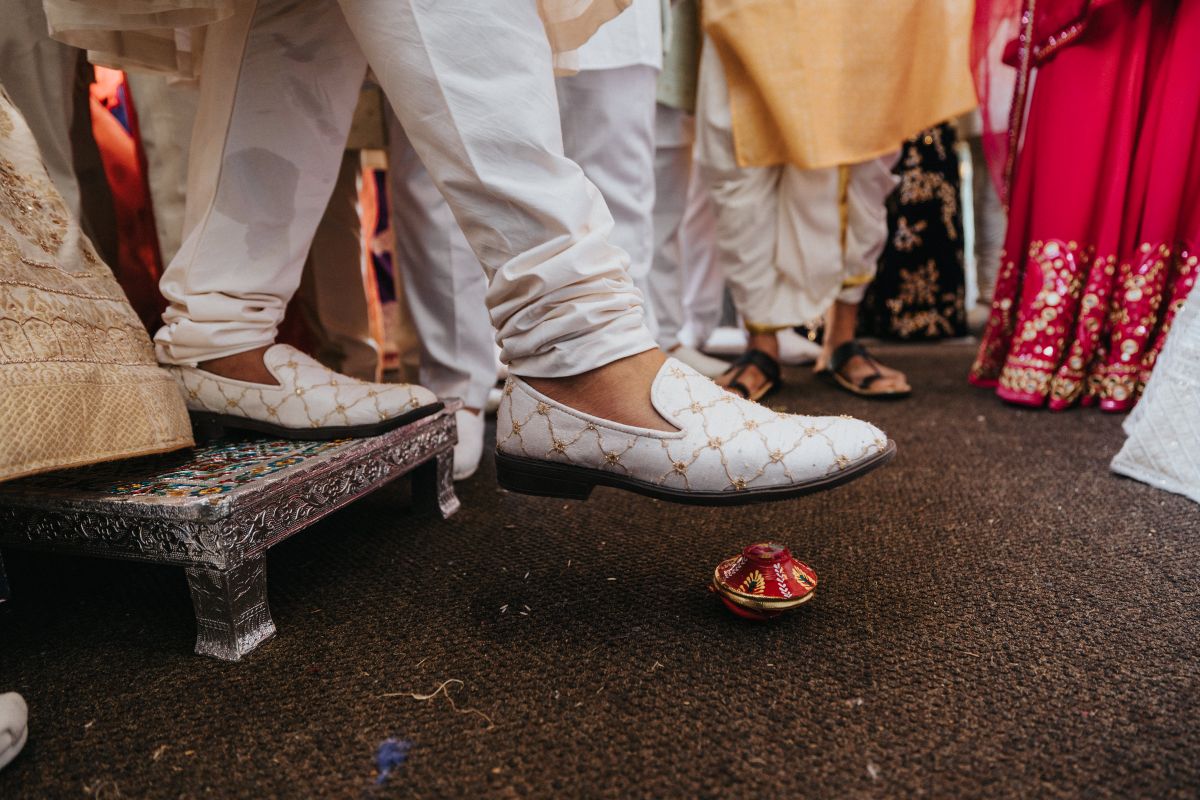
top-left (189, 402), bottom-right (444, 442)
top-left (495, 440), bottom-right (897, 506)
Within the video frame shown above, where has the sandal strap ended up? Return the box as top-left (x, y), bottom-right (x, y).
top-left (733, 348), bottom-right (782, 386)
top-left (727, 380), bottom-right (753, 399)
top-left (829, 340), bottom-right (883, 389)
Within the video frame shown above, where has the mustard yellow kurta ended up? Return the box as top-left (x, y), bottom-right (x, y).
top-left (703, 0), bottom-right (977, 169)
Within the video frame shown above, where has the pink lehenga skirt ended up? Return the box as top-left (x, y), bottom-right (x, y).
top-left (969, 0), bottom-right (1200, 412)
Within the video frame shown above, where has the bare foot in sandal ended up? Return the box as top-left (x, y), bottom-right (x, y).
top-left (716, 332), bottom-right (782, 401)
top-left (817, 341), bottom-right (911, 397)
top-left (816, 301), bottom-right (911, 397)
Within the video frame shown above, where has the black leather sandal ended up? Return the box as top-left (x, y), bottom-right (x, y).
top-left (719, 348), bottom-right (782, 402)
top-left (820, 341), bottom-right (911, 399)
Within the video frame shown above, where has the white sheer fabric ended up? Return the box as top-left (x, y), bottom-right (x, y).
top-left (1111, 298), bottom-right (1200, 504)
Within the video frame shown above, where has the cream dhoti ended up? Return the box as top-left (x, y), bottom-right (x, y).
top-left (696, 39), bottom-right (899, 332)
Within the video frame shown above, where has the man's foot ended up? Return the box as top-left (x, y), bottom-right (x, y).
top-left (817, 300), bottom-right (910, 397)
top-left (199, 345), bottom-right (279, 385)
top-left (167, 344), bottom-right (443, 440)
top-left (716, 332), bottom-right (780, 401)
top-left (496, 357), bottom-right (895, 505)
top-left (0, 692), bottom-right (27, 771)
top-left (816, 341), bottom-right (911, 398)
top-left (524, 350), bottom-right (676, 432)
top-left (453, 408), bottom-right (485, 481)
top-left (719, 349), bottom-right (782, 402)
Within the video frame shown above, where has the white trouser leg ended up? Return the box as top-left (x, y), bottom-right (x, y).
top-left (556, 64), bottom-right (660, 339)
top-left (838, 154), bottom-right (900, 305)
top-left (155, 0), bottom-right (367, 365)
top-left (340, 0), bottom-right (655, 378)
top-left (677, 155), bottom-right (724, 349)
top-left (125, 73), bottom-right (199, 265)
top-left (297, 151), bottom-right (381, 381)
top-left (387, 114), bottom-right (496, 410)
top-left (649, 104), bottom-right (693, 351)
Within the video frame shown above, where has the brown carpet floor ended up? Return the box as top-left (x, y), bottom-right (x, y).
top-left (0, 341), bottom-right (1196, 799)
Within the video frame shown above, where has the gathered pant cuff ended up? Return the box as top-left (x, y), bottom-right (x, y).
top-left (504, 313), bottom-right (658, 379)
top-left (154, 313), bottom-right (279, 367)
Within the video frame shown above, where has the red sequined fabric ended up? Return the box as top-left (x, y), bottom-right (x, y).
top-left (969, 0), bottom-right (1199, 412)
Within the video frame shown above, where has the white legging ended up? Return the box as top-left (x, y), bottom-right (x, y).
top-left (154, 0), bottom-right (655, 379)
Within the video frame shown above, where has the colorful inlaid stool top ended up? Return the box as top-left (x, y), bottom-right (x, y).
top-left (0, 404), bottom-right (460, 661)
top-left (14, 438), bottom-right (351, 499)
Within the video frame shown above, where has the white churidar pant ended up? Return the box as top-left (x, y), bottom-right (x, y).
top-left (384, 0), bottom-right (661, 404)
top-left (125, 73), bottom-right (379, 379)
top-left (555, 63), bottom-right (661, 337)
top-left (695, 38), bottom-right (898, 332)
top-left (650, 103), bottom-right (724, 351)
top-left (387, 118), bottom-right (497, 411)
top-left (153, 0), bottom-right (655, 379)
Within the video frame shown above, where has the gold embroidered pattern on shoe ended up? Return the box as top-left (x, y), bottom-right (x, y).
top-left (496, 360), bottom-right (886, 493)
top-left (170, 346), bottom-right (434, 430)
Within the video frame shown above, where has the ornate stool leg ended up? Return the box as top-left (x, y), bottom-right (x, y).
top-left (412, 448), bottom-right (461, 519)
top-left (0, 549), bottom-right (9, 603)
top-left (184, 556), bottom-right (276, 661)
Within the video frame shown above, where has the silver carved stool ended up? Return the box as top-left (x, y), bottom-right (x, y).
top-left (0, 403), bottom-right (460, 661)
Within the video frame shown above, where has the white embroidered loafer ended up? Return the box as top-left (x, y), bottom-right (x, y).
top-left (0, 692), bottom-right (27, 772)
top-left (166, 344), bottom-right (442, 440)
top-left (495, 358), bottom-right (895, 505)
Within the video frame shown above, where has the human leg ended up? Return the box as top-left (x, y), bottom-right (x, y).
top-left (649, 104), bottom-right (728, 376)
top-left (297, 151), bottom-right (382, 382)
top-left (386, 113), bottom-right (497, 478)
top-left (817, 156), bottom-right (910, 396)
top-left (557, 64), bottom-right (661, 337)
top-left (156, 0), bottom-right (439, 437)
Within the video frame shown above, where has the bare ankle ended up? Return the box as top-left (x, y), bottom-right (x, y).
top-left (523, 349), bottom-right (676, 432)
top-left (747, 332), bottom-right (780, 358)
top-left (199, 345), bottom-right (279, 386)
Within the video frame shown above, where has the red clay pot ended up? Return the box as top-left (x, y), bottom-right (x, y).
top-left (712, 542), bottom-right (817, 620)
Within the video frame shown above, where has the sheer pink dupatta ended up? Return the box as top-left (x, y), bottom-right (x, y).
top-left (972, 0), bottom-right (1102, 204)
top-left (971, 0), bottom-right (1023, 204)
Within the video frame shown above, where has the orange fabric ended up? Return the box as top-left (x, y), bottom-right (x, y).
top-left (89, 67), bottom-right (166, 333)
